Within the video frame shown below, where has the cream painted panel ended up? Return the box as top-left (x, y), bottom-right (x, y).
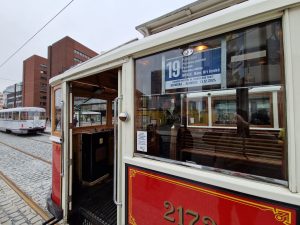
top-left (286, 6), bottom-right (300, 193)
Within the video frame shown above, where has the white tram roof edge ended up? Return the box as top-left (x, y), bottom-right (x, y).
top-left (0, 107), bottom-right (46, 113)
top-left (49, 0), bottom-right (300, 87)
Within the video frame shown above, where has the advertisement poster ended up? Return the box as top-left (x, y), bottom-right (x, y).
top-left (164, 47), bottom-right (221, 90)
top-left (137, 131), bottom-right (147, 152)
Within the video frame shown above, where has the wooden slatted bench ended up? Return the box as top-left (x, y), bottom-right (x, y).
top-left (178, 128), bottom-right (284, 166)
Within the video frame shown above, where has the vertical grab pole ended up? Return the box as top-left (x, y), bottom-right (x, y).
top-left (60, 100), bottom-right (64, 177)
top-left (114, 97), bottom-right (122, 206)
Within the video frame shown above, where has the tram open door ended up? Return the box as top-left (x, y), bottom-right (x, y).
top-left (47, 63), bottom-right (126, 225)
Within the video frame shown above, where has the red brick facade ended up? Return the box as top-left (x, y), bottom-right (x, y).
top-left (46, 36), bottom-right (98, 117)
top-left (22, 55), bottom-right (48, 109)
top-left (47, 36), bottom-right (98, 78)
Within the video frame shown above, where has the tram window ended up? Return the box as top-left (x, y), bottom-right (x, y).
top-left (7, 112), bottom-right (12, 120)
top-left (13, 112), bottom-right (19, 120)
top-left (249, 94), bottom-right (272, 126)
top-left (212, 96), bottom-right (237, 126)
top-left (54, 88), bottom-right (62, 132)
top-left (20, 112), bottom-right (28, 120)
top-left (73, 96), bottom-right (107, 127)
top-left (40, 112), bottom-right (46, 120)
top-left (135, 19), bottom-right (287, 181)
top-left (188, 98), bottom-right (208, 126)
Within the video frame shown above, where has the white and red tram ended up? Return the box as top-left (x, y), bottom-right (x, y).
top-left (46, 0), bottom-right (300, 224)
top-left (0, 107), bottom-right (46, 134)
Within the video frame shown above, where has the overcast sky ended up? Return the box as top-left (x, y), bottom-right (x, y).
top-left (0, 0), bottom-right (196, 92)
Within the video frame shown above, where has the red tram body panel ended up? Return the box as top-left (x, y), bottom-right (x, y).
top-left (127, 166), bottom-right (298, 225)
top-left (52, 142), bottom-right (62, 206)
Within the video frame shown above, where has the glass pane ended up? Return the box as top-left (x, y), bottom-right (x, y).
top-left (73, 97), bottom-right (107, 127)
top-left (20, 112), bottom-right (28, 120)
top-left (13, 112), bottom-right (19, 120)
top-left (212, 95), bottom-right (236, 126)
top-left (54, 89), bottom-right (62, 131)
top-left (135, 20), bottom-right (286, 181)
top-left (187, 98), bottom-right (208, 126)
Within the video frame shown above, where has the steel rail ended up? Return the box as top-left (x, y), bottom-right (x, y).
top-left (0, 140), bottom-right (51, 165)
top-left (24, 136), bottom-right (51, 145)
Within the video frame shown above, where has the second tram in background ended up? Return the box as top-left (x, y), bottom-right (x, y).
top-left (0, 107), bottom-right (46, 134)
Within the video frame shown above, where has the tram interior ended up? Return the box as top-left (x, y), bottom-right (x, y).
top-left (70, 69), bottom-right (118, 224)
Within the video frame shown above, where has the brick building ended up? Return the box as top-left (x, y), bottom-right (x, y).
top-left (22, 55), bottom-right (48, 109)
top-left (47, 36), bottom-right (98, 117)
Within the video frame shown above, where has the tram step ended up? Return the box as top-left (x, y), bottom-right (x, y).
top-left (79, 200), bottom-right (117, 225)
top-left (78, 180), bottom-right (116, 225)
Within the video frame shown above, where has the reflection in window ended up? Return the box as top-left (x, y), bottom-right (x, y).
top-left (135, 19), bottom-right (287, 182)
top-left (212, 96), bottom-right (236, 126)
top-left (188, 98), bottom-right (208, 126)
top-left (13, 112), bottom-right (19, 120)
top-left (249, 94), bottom-right (271, 126)
top-left (73, 96), bottom-right (107, 127)
top-left (54, 89), bottom-right (62, 131)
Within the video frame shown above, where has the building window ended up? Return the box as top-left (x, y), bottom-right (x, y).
top-left (74, 49), bottom-right (90, 60)
top-left (134, 20), bottom-right (286, 181)
top-left (73, 58), bottom-right (82, 64)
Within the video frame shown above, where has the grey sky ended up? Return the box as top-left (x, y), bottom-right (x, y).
top-left (0, 0), bottom-right (196, 92)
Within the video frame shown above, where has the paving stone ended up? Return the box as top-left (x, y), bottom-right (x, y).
top-left (25, 212), bottom-right (36, 221)
top-left (15, 218), bottom-right (27, 225)
top-left (30, 215), bottom-right (41, 224)
top-left (0, 133), bottom-right (51, 212)
top-left (0, 162), bottom-right (48, 225)
top-left (0, 216), bottom-right (10, 223)
top-left (2, 220), bottom-right (13, 225)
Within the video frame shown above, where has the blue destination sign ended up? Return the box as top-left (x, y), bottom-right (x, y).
top-left (165, 47), bottom-right (221, 90)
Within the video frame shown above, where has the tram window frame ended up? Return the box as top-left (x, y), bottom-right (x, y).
top-left (134, 19), bottom-right (287, 181)
top-left (52, 86), bottom-right (62, 136)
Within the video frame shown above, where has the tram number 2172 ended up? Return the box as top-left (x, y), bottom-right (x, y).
top-left (163, 201), bottom-right (217, 225)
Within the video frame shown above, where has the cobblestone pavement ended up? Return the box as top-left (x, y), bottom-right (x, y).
top-left (0, 132), bottom-right (51, 163)
top-left (0, 132), bottom-right (51, 213)
top-left (0, 178), bottom-right (44, 225)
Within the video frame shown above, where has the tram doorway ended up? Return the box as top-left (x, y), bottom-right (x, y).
top-left (69, 68), bottom-right (120, 224)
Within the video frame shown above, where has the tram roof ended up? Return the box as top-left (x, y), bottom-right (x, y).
top-left (135, 0), bottom-right (247, 37)
top-left (0, 107), bottom-right (46, 113)
top-left (49, 0), bottom-right (300, 87)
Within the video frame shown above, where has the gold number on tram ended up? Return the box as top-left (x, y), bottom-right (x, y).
top-left (164, 201), bottom-right (175, 223)
top-left (163, 201), bottom-right (217, 225)
top-left (186, 209), bottom-right (200, 225)
top-left (177, 206), bottom-right (184, 225)
top-left (202, 216), bottom-right (217, 225)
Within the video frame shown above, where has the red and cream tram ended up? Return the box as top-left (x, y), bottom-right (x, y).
top-left (46, 0), bottom-right (300, 224)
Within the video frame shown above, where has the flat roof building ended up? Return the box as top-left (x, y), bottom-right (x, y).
top-left (22, 55), bottom-right (48, 110)
top-left (3, 82), bottom-right (23, 108)
top-left (47, 36), bottom-right (98, 117)
top-left (47, 36), bottom-right (98, 79)
top-left (0, 92), bottom-right (4, 109)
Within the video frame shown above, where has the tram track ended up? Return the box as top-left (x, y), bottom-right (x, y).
top-left (23, 134), bottom-right (52, 145)
top-left (0, 171), bottom-right (50, 221)
top-left (0, 140), bottom-right (51, 165)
